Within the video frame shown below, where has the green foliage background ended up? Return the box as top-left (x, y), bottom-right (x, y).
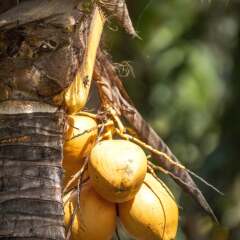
top-left (108, 0), bottom-right (240, 239)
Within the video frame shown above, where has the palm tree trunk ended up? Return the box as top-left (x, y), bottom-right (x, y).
top-left (0, 1), bottom-right (83, 238)
top-left (0, 1), bottom-right (97, 238)
top-left (0, 101), bottom-right (66, 239)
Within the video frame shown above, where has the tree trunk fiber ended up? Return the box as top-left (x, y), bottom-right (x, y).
top-left (0, 101), bottom-right (66, 240)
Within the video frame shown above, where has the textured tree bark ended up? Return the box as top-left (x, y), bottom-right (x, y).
top-left (0, 101), bottom-right (66, 239)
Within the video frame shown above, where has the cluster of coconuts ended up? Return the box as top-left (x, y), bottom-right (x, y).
top-left (63, 115), bottom-right (179, 240)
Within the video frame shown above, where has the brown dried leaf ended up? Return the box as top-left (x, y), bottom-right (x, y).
top-left (98, 0), bottom-right (138, 37)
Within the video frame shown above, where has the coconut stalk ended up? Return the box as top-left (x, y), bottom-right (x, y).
top-left (56, 6), bottom-right (106, 114)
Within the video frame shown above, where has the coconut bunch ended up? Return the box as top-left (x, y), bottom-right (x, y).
top-left (63, 113), bottom-right (179, 240)
top-left (61, 3), bottom-right (218, 240)
top-left (60, 9), bottom-right (179, 235)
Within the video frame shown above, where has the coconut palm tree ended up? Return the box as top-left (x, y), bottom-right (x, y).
top-left (0, 0), bottom-right (217, 239)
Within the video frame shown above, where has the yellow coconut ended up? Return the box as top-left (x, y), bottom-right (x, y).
top-left (64, 182), bottom-right (116, 240)
top-left (88, 140), bottom-right (147, 203)
top-left (119, 173), bottom-right (178, 240)
top-left (63, 115), bottom-right (97, 187)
